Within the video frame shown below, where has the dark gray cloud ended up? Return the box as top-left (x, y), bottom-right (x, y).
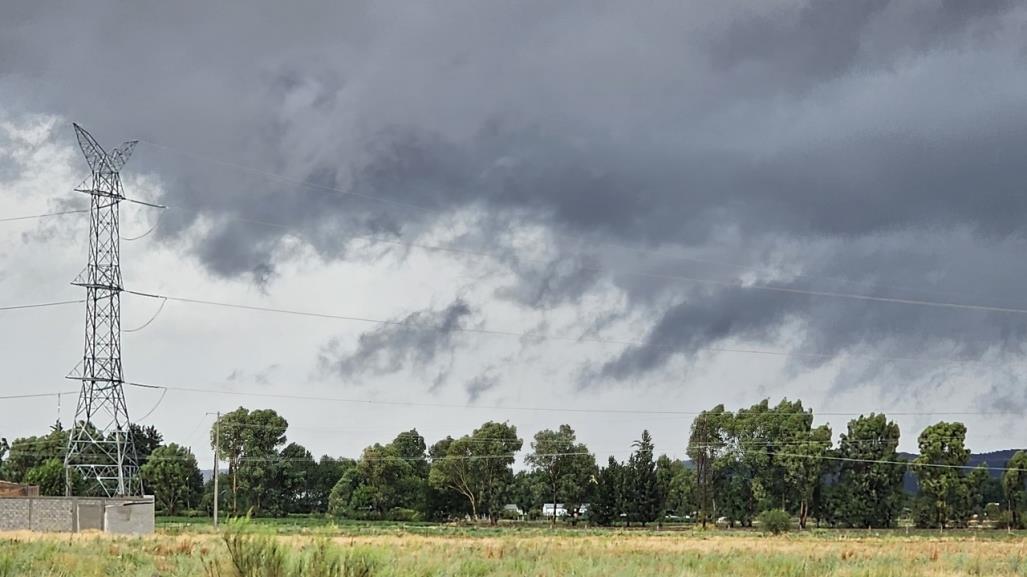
top-left (4, 1), bottom-right (1027, 391)
top-left (318, 299), bottom-right (473, 382)
top-left (464, 371), bottom-right (500, 403)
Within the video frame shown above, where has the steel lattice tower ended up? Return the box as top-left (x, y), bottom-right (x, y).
top-left (64, 123), bottom-right (142, 497)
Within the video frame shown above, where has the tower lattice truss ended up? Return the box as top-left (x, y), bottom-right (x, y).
top-left (64, 123), bottom-right (142, 497)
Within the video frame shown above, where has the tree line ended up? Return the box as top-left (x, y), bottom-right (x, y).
top-left (1, 399), bottom-right (1026, 529)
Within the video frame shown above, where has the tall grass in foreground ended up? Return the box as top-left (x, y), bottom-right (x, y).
top-left (208, 520), bottom-right (381, 577)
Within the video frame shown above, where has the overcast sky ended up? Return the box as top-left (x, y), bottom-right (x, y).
top-left (3, 1), bottom-right (1027, 466)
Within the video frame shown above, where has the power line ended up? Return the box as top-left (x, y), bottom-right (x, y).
top-left (121, 381), bottom-right (1021, 418)
top-left (0, 209), bottom-right (89, 223)
top-left (122, 297), bottom-right (168, 333)
top-left (0, 299), bottom-right (84, 312)
top-left (18, 185), bottom-right (1027, 319)
top-left (121, 289), bottom-right (1026, 369)
top-left (0, 390), bottom-right (77, 400)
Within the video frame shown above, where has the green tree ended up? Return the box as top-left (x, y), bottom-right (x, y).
top-left (913, 421), bottom-right (970, 529)
top-left (140, 443), bottom-right (203, 514)
top-left (687, 406), bottom-right (732, 528)
top-left (963, 464), bottom-right (990, 523)
top-left (310, 456), bottom-right (351, 513)
top-left (428, 421), bottom-right (522, 522)
top-left (1, 424), bottom-right (68, 483)
top-left (734, 399), bottom-right (812, 514)
top-left (278, 443), bottom-right (318, 513)
top-left (590, 457), bottom-right (623, 526)
top-left (778, 423), bottom-right (832, 529)
top-left (656, 455), bottom-right (695, 523)
top-left (626, 430), bottom-right (661, 526)
top-left (354, 443), bottom-right (415, 517)
top-left (525, 425), bottom-right (596, 524)
top-left (387, 430), bottom-right (429, 514)
top-left (327, 460), bottom-right (360, 517)
top-left (1003, 451), bottom-right (1027, 528)
top-left (833, 414), bottom-right (905, 528)
top-left (0, 437), bottom-right (9, 471)
top-left (211, 407), bottom-right (288, 515)
top-left (423, 437), bottom-right (467, 521)
top-left (25, 458), bottom-right (77, 496)
top-left (130, 423), bottom-right (163, 464)
top-left (508, 469), bottom-right (546, 519)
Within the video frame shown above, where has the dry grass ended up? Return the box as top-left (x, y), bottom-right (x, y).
top-left (0, 529), bottom-right (1026, 576)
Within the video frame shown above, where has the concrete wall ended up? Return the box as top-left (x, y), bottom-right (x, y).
top-left (0, 496), bottom-right (154, 534)
top-left (105, 499), bottom-right (155, 534)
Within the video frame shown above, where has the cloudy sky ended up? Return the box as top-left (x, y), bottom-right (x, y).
top-left (3, 1), bottom-right (1027, 465)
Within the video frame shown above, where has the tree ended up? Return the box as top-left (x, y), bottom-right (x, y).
top-left (354, 443), bottom-right (415, 517)
top-left (625, 430), bottom-right (661, 526)
top-left (913, 421), bottom-right (970, 529)
top-left (687, 406), bottom-right (731, 528)
top-left (310, 456), bottom-right (351, 514)
top-left (525, 425), bottom-right (596, 524)
top-left (0, 437), bottom-right (8, 471)
top-left (387, 429), bottom-right (429, 514)
top-left (278, 443), bottom-right (318, 514)
top-left (327, 461), bottom-right (360, 517)
top-left (734, 399), bottom-right (812, 514)
top-left (1003, 451), bottom-right (1027, 528)
top-left (591, 457), bottom-right (623, 526)
top-left (25, 458), bottom-right (74, 496)
top-left (508, 470), bottom-right (546, 519)
top-left (1, 424), bottom-right (68, 483)
top-left (141, 443), bottom-right (203, 515)
top-left (658, 456), bottom-right (696, 522)
top-left (833, 414), bottom-right (905, 529)
top-left (778, 424), bottom-right (831, 529)
top-left (963, 464), bottom-right (990, 523)
top-left (428, 421), bottom-right (522, 522)
top-left (423, 437), bottom-right (467, 521)
top-left (130, 424), bottom-right (164, 464)
top-left (210, 407), bottom-right (288, 515)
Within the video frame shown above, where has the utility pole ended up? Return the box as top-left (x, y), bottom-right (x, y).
top-left (208, 411), bottom-right (221, 528)
top-left (64, 124), bottom-right (142, 497)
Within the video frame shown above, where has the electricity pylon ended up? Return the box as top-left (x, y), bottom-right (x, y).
top-left (64, 123), bottom-right (142, 497)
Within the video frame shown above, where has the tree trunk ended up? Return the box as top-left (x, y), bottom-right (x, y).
top-left (551, 477), bottom-right (558, 527)
top-left (231, 463), bottom-right (238, 514)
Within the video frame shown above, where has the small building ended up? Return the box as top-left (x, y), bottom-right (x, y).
top-left (542, 503), bottom-right (568, 517)
top-left (0, 481), bottom-right (39, 497)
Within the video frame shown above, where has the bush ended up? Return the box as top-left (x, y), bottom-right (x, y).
top-left (994, 510), bottom-right (1025, 530)
top-left (222, 530), bottom-right (288, 577)
top-left (757, 509), bottom-right (792, 535)
top-left (385, 508), bottom-right (420, 522)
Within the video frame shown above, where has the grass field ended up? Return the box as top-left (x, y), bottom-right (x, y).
top-left (2, 522), bottom-right (1027, 576)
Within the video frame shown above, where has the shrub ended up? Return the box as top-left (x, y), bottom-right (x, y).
top-left (296, 540), bottom-right (342, 577)
top-left (222, 530), bottom-right (287, 577)
top-left (757, 509), bottom-right (792, 535)
top-left (385, 508), bottom-right (420, 522)
top-left (341, 548), bottom-right (380, 577)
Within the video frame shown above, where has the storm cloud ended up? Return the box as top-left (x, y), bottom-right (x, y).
top-left (4, 0), bottom-right (1027, 392)
top-left (318, 299), bottom-right (473, 383)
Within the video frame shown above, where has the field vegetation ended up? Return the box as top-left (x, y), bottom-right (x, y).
top-left (2, 522), bottom-right (1027, 577)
